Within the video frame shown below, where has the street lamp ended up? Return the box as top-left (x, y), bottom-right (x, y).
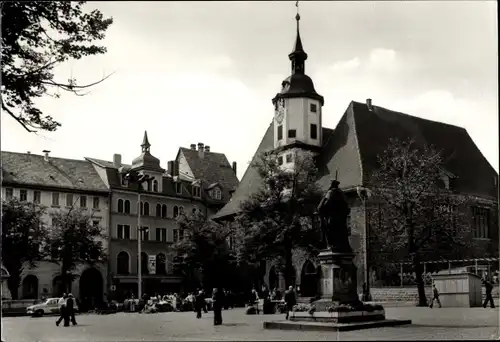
top-left (125, 170), bottom-right (154, 299)
top-left (356, 186), bottom-right (372, 301)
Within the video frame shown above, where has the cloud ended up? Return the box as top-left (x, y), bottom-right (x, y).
top-left (368, 48), bottom-right (398, 71)
top-left (329, 57), bottom-right (360, 72)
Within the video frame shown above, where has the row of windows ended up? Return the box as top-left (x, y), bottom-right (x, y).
top-left (273, 101), bottom-right (318, 113)
top-left (116, 224), bottom-right (186, 242)
top-left (278, 153), bottom-right (294, 166)
top-left (116, 199), bottom-right (198, 218)
top-left (116, 251), bottom-right (168, 275)
top-left (4, 188), bottom-right (100, 209)
top-left (276, 124), bottom-right (318, 141)
top-left (120, 176), bottom-right (202, 199)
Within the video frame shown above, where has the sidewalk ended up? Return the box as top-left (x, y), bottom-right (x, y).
top-left (366, 298), bottom-right (499, 308)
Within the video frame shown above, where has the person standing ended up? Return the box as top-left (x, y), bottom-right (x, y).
top-left (212, 288), bottom-right (224, 325)
top-left (55, 293), bottom-right (68, 327)
top-left (284, 286), bottom-right (297, 320)
top-left (483, 279), bottom-right (495, 308)
top-left (429, 283), bottom-right (442, 308)
top-left (66, 293), bottom-right (77, 325)
top-left (195, 289), bottom-right (205, 319)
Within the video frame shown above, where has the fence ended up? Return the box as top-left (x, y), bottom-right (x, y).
top-left (371, 257), bottom-right (499, 287)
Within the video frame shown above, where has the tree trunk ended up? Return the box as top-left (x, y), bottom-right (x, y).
top-left (7, 273), bottom-right (20, 300)
top-left (413, 252), bottom-right (427, 307)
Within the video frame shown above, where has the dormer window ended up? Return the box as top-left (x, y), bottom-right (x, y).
top-left (213, 188), bottom-right (222, 200)
top-left (153, 180), bottom-right (158, 192)
top-left (193, 186), bottom-right (201, 198)
top-left (121, 175), bottom-right (128, 186)
top-left (176, 182), bottom-right (182, 194)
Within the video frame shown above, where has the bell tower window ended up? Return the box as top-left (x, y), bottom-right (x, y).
top-left (310, 103), bottom-right (317, 113)
top-left (310, 124), bottom-right (318, 140)
top-left (288, 129), bottom-right (296, 138)
top-left (277, 125), bottom-right (283, 140)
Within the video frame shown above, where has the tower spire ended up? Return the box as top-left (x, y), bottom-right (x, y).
top-left (289, 1), bottom-right (308, 74)
top-left (141, 130), bottom-right (151, 153)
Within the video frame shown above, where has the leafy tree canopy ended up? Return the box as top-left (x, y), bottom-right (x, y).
top-left (1, 198), bottom-right (48, 299)
top-left (1, 1), bottom-right (113, 132)
top-left (235, 150), bottom-right (323, 285)
top-left (367, 138), bottom-right (471, 305)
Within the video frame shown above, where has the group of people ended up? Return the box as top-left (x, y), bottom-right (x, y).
top-left (429, 279), bottom-right (496, 309)
top-left (55, 293), bottom-right (77, 327)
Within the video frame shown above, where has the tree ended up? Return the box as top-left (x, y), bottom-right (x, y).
top-left (47, 208), bottom-right (107, 293)
top-left (235, 150), bottom-right (323, 288)
top-left (171, 211), bottom-right (237, 291)
top-left (1, 198), bottom-right (48, 299)
top-left (1, 1), bottom-right (113, 132)
top-left (367, 138), bottom-right (471, 306)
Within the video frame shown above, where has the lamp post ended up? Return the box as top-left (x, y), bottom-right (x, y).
top-left (357, 186), bottom-right (372, 301)
top-left (125, 170), bottom-right (154, 299)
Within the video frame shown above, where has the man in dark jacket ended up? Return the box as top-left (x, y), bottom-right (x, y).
top-left (66, 293), bottom-right (77, 325)
top-left (195, 290), bottom-right (205, 319)
top-left (284, 286), bottom-right (296, 320)
top-left (212, 288), bottom-right (225, 325)
top-left (483, 279), bottom-right (495, 308)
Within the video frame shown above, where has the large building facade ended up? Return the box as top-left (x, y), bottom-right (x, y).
top-left (1, 134), bottom-right (239, 302)
top-left (1, 151), bottom-right (110, 302)
top-left (213, 13), bottom-right (499, 296)
top-left (85, 132), bottom-right (239, 298)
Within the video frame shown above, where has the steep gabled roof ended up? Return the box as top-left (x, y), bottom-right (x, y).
top-left (1, 151), bottom-right (108, 192)
top-left (178, 147), bottom-right (239, 192)
top-left (214, 100), bottom-right (498, 220)
top-left (351, 101), bottom-right (498, 199)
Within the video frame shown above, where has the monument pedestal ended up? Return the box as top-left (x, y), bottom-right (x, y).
top-left (318, 249), bottom-right (361, 306)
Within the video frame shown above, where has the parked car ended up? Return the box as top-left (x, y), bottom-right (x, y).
top-left (26, 297), bottom-right (79, 317)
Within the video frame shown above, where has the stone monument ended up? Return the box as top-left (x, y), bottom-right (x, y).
top-left (316, 179), bottom-right (361, 306)
top-left (264, 180), bottom-right (412, 331)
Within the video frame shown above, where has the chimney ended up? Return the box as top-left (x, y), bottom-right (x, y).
top-left (204, 145), bottom-right (210, 152)
top-left (174, 160), bottom-right (179, 176)
top-left (167, 160), bottom-right (174, 177)
top-left (113, 154), bottom-right (122, 168)
top-left (232, 161), bottom-right (237, 175)
top-left (197, 142), bottom-right (204, 159)
top-left (42, 150), bottom-right (50, 161)
top-left (366, 98), bottom-right (373, 111)
top-left (190, 144), bottom-right (196, 150)
top-left (27, 151), bottom-right (31, 154)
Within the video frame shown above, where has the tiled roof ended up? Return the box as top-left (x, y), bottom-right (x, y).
top-left (178, 147), bottom-right (239, 192)
top-left (1, 151), bottom-right (109, 192)
top-left (214, 101), bottom-right (498, 220)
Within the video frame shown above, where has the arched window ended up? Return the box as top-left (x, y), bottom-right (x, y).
top-left (161, 204), bottom-right (167, 218)
top-left (156, 253), bottom-right (167, 275)
top-left (173, 206), bottom-right (179, 218)
top-left (138, 252), bottom-right (149, 275)
top-left (144, 202), bottom-right (150, 216)
top-left (124, 200), bottom-right (131, 214)
top-left (118, 199), bottom-right (124, 213)
top-left (117, 251), bottom-right (130, 275)
top-left (156, 203), bottom-right (161, 217)
top-left (153, 180), bottom-right (158, 192)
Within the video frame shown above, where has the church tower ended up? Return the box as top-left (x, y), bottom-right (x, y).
top-left (272, 10), bottom-right (324, 167)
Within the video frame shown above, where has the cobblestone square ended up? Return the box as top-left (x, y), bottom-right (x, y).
top-left (2, 306), bottom-right (498, 341)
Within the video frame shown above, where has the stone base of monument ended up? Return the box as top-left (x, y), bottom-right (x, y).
top-left (263, 249), bottom-right (411, 332)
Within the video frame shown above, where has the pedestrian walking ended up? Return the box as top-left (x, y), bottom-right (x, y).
top-left (55, 293), bottom-right (68, 327)
top-left (284, 286), bottom-right (297, 320)
top-left (429, 283), bottom-right (442, 308)
top-left (483, 279), bottom-right (495, 308)
top-left (212, 288), bottom-right (224, 325)
top-left (67, 293), bottom-right (77, 325)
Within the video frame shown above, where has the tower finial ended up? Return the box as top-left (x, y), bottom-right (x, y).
top-left (289, 0), bottom-right (307, 74)
top-left (141, 130), bottom-right (151, 153)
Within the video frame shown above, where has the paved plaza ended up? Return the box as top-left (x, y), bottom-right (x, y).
top-left (2, 306), bottom-right (498, 341)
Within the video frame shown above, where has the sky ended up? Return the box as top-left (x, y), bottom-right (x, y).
top-left (1, 1), bottom-right (498, 179)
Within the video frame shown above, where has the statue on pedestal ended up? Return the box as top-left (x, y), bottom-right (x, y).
top-left (316, 180), bottom-right (352, 254)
